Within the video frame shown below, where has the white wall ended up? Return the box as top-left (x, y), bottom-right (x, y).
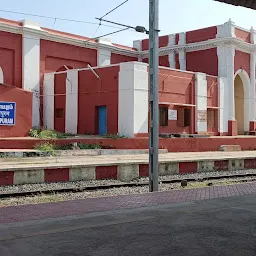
top-left (218, 77), bottom-right (228, 133)
top-left (178, 32), bottom-right (186, 71)
top-left (97, 38), bottom-right (112, 66)
top-left (0, 67), bottom-right (3, 83)
top-left (168, 34), bottom-right (176, 69)
top-left (22, 20), bottom-right (41, 128)
top-left (118, 62), bottom-right (148, 137)
top-left (65, 69), bottom-right (78, 134)
top-left (43, 73), bottom-right (54, 130)
top-left (97, 48), bottom-right (111, 66)
top-left (195, 73), bottom-right (207, 133)
top-left (217, 46), bottom-right (235, 121)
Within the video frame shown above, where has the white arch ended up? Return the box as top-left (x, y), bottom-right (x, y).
top-left (0, 67), bottom-right (3, 84)
top-left (234, 69), bottom-right (250, 132)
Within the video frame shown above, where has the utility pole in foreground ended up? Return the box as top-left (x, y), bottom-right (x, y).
top-left (149, 0), bottom-right (159, 192)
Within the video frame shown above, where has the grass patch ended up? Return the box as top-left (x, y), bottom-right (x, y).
top-left (105, 134), bottom-right (127, 140)
top-left (34, 142), bottom-right (103, 152)
top-left (29, 128), bottom-right (77, 139)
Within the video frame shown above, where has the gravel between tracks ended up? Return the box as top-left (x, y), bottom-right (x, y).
top-left (1, 169), bottom-right (256, 207)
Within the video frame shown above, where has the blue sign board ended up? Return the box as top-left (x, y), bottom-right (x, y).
top-left (0, 102), bottom-right (16, 126)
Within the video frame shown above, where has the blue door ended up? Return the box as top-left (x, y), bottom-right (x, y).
top-left (98, 106), bottom-right (107, 135)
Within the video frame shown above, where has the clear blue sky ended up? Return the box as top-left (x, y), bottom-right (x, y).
top-left (0, 0), bottom-right (256, 46)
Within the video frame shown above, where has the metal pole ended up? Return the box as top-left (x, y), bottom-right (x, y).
top-left (149, 0), bottom-right (159, 192)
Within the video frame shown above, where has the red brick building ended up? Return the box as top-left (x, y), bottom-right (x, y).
top-left (0, 17), bottom-right (255, 137)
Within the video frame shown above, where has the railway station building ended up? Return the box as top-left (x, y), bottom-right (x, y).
top-left (0, 18), bottom-right (255, 137)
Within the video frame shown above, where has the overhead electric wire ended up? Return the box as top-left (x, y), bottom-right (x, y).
top-left (0, 8), bottom-right (121, 29)
top-left (99, 0), bottom-right (129, 20)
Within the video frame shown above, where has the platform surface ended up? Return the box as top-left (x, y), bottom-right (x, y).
top-left (0, 182), bottom-right (256, 255)
top-left (1, 150), bottom-right (256, 170)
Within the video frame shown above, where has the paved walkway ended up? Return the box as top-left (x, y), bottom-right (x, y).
top-left (1, 150), bottom-right (256, 170)
top-left (1, 182), bottom-right (256, 224)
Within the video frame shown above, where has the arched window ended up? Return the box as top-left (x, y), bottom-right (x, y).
top-left (0, 67), bottom-right (4, 84)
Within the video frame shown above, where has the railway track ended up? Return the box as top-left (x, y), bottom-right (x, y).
top-left (1, 173), bottom-right (256, 199)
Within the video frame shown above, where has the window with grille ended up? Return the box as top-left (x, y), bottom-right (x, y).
top-left (159, 106), bottom-right (168, 126)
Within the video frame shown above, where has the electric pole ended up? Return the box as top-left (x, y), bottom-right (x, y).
top-left (149, 0), bottom-right (159, 192)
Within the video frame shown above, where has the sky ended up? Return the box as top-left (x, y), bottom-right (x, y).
top-left (1, 0), bottom-right (256, 46)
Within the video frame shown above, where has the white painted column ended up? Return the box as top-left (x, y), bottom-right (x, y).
top-left (178, 32), bottom-right (186, 71)
top-left (0, 67), bottom-right (3, 83)
top-left (250, 51), bottom-right (256, 121)
top-left (97, 49), bottom-right (111, 66)
top-left (118, 62), bottom-right (148, 138)
top-left (195, 73), bottom-right (207, 133)
top-left (97, 38), bottom-right (112, 66)
top-left (250, 28), bottom-right (256, 122)
top-left (216, 19), bottom-right (235, 39)
top-left (226, 47), bottom-right (236, 120)
top-left (43, 73), bottom-right (54, 130)
top-left (168, 34), bottom-right (176, 68)
top-left (65, 69), bottom-right (78, 134)
top-left (217, 46), bottom-right (235, 120)
top-left (22, 20), bottom-right (41, 128)
top-left (218, 77), bottom-right (229, 133)
top-left (133, 40), bottom-right (142, 62)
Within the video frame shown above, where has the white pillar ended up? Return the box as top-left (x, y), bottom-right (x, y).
top-left (118, 62), bottom-right (148, 138)
top-left (43, 73), bottom-right (54, 130)
top-left (250, 51), bottom-right (256, 121)
top-left (97, 49), bottom-right (111, 66)
top-left (22, 20), bottom-right (41, 128)
top-left (168, 34), bottom-right (176, 68)
top-left (217, 46), bottom-right (235, 120)
top-left (195, 73), bottom-right (207, 133)
top-left (216, 19), bottom-right (235, 39)
top-left (97, 38), bottom-right (112, 66)
top-left (133, 40), bottom-right (142, 62)
top-left (178, 32), bottom-right (186, 70)
top-left (65, 69), bottom-right (78, 134)
top-left (218, 77), bottom-right (229, 133)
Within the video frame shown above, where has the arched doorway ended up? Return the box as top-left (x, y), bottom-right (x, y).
top-left (234, 75), bottom-right (244, 134)
top-left (234, 69), bottom-right (250, 135)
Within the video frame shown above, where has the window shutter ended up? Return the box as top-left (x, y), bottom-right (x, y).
top-left (184, 108), bottom-right (191, 127)
top-left (178, 108), bottom-right (185, 127)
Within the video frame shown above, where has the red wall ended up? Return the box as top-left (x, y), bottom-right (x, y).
top-left (54, 73), bottom-right (66, 133)
top-left (186, 48), bottom-right (218, 76)
top-left (142, 35), bottom-right (169, 51)
top-left (40, 40), bottom-right (97, 76)
top-left (234, 50), bottom-right (250, 76)
top-left (235, 28), bottom-right (250, 43)
top-left (0, 31), bottom-right (22, 88)
top-left (40, 39), bottom-right (97, 125)
top-left (159, 55), bottom-right (169, 67)
top-left (186, 26), bottom-right (217, 44)
top-left (207, 76), bottom-right (218, 108)
top-left (158, 68), bottom-right (195, 134)
top-left (111, 53), bottom-right (137, 65)
top-left (0, 85), bottom-right (32, 137)
top-left (6, 136), bottom-right (256, 152)
top-left (78, 66), bottom-right (119, 135)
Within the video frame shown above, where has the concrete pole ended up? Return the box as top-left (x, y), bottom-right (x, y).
top-left (149, 0), bottom-right (159, 192)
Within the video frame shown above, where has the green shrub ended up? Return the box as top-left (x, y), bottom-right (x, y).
top-left (78, 143), bottom-right (102, 149)
top-left (34, 142), bottom-right (55, 152)
top-left (39, 129), bottom-right (58, 139)
top-left (55, 143), bottom-right (73, 150)
top-left (29, 129), bottom-right (40, 138)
